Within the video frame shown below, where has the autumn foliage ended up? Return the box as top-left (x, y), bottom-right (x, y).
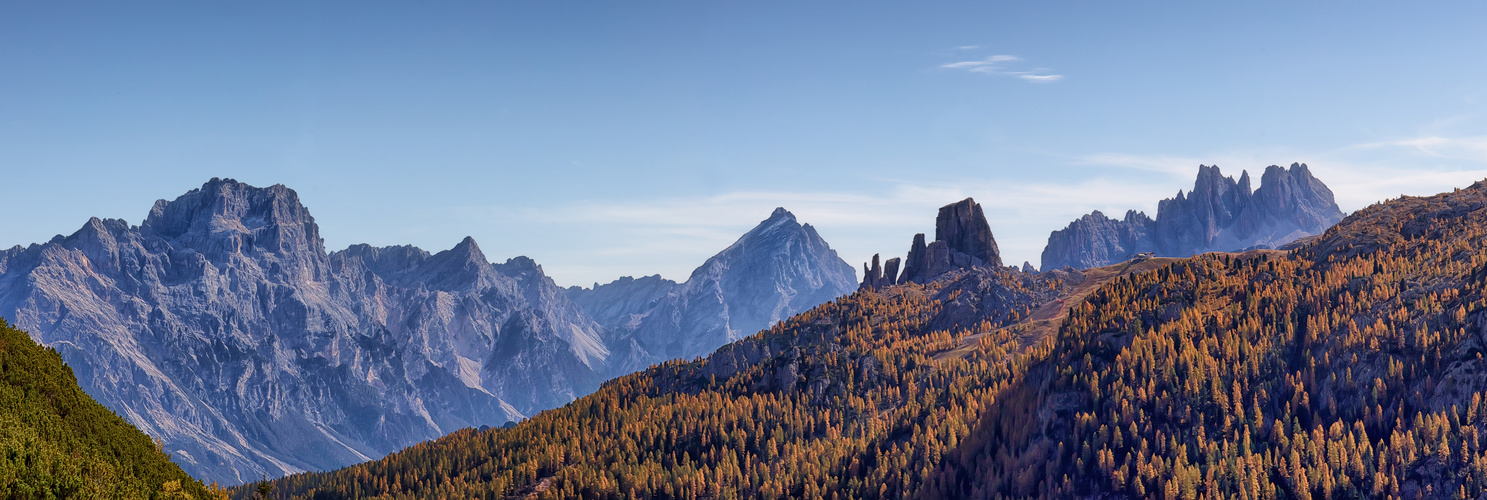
top-left (253, 181), bottom-right (1487, 500)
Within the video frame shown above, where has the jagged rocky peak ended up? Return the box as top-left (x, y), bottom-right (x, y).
top-left (494, 255), bottom-right (546, 280)
top-left (574, 206), bottom-right (858, 370)
top-left (1040, 163), bottom-right (1344, 271)
top-left (862, 197), bottom-right (1005, 288)
top-left (1252, 162), bottom-right (1341, 229)
top-left (767, 206), bottom-right (794, 222)
top-left (333, 243), bottom-right (431, 276)
top-left (415, 236), bottom-right (504, 289)
top-left (141, 177), bottom-right (326, 258)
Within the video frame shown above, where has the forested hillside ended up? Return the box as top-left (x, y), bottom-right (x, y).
top-left (243, 261), bottom-right (1083, 499)
top-left (0, 318), bottom-right (220, 499)
top-left (928, 182), bottom-right (1487, 498)
top-left (253, 180), bottom-right (1487, 500)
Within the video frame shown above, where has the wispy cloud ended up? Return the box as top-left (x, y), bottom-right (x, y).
top-left (940, 53), bottom-right (1063, 83)
top-left (1018, 74), bottom-right (1064, 83)
top-left (940, 55), bottom-right (1021, 71)
top-left (955, 45), bottom-right (981, 51)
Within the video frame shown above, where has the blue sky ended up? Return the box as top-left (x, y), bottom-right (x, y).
top-left (3, 2), bottom-right (1486, 286)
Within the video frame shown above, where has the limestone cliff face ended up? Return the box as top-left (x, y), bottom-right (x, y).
top-left (0, 180), bottom-right (592, 484)
top-left (568, 208), bottom-right (859, 373)
top-left (1040, 163), bottom-right (1343, 270)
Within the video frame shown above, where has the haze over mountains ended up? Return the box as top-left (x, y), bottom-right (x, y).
top-left (0, 178), bottom-right (857, 485)
top-left (1041, 163), bottom-right (1344, 270)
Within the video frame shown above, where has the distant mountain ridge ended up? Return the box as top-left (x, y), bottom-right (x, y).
top-left (0, 178), bottom-right (856, 485)
top-left (567, 207), bottom-right (859, 371)
top-left (1040, 162), bottom-right (1344, 270)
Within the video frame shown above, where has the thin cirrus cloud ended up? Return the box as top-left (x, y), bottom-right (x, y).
top-left (939, 54), bottom-right (1063, 83)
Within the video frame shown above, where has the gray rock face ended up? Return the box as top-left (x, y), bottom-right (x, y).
top-left (0, 180), bottom-right (862, 486)
top-left (858, 254), bottom-right (901, 291)
top-left (879, 198), bottom-right (1004, 286)
top-left (567, 207), bottom-right (858, 372)
top-left (1040, 163), bottom-right (1344, 270)
top-left (1039, 209), bottom-right (1156, 272)
top-left (934, 198), bottom-right (1002, 268)
top-left (0, 179), bottom-right (615, 484)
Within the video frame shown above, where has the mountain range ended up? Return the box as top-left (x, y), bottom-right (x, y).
top-left (1040, 163), bottom-right (1344, 270)
top-left (0, 178), bottom-right (856, 485)
top-left (0, 164), bottom-right (1351, 489)
top-left (253, 178), bottom-right (1487, 500)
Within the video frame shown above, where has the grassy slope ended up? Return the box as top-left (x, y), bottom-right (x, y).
top-left (0, 318), bottom-right (217, 499)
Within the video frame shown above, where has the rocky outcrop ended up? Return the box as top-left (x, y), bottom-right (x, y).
top-left (868, 198), bottom-right (1004, 287)
top-left (1040, 163), bottom-right (1344, 270)
top-left (935, 198), bottom-right (1002, 267)
top-left (858, 254), bottom-right (901, 291)
top-left (570, 208), bottom-right (858, 372)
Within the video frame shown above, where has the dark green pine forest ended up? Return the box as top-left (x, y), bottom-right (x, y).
top-left (0, 318), bottom-right (221, 499)
top-left (231, 179), bottom-right (1487, 499)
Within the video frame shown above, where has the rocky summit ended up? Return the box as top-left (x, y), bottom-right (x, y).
top-left (0, 179), bottom-right (854, 486)
top-left (861, 197), bottom-right (1004, 290)
top-left (567, 207), bottom-right (859, 371)
top-left (1040, 163), bottom-right (1343, 270)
